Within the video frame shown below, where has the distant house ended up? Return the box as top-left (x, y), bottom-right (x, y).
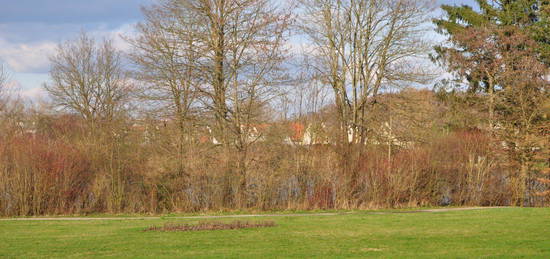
top-left (131, 118), bottom-right (407, 148)
top-left (283, 122), bottom-right (305, 145)
top-left (196, 122), bottom-right (330, 146)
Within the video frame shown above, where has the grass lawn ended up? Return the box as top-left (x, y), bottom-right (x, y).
top-left (1, 208), bottom-right (549, 258)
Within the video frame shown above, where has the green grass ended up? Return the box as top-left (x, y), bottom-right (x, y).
top-left (1, 208), bottom-right (549, 258)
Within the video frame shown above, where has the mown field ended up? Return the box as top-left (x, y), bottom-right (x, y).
top-left (1, 208), bottom-right (549, 258)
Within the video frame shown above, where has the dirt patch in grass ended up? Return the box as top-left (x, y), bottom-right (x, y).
top-left (144, 220), bottom-right (276, 232)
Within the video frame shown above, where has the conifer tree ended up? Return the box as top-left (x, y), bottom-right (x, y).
top-left (434, 0), bottom-right (550, 206)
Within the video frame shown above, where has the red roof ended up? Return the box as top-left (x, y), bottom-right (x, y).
top-left (289, 122), bottom-right (305, 142)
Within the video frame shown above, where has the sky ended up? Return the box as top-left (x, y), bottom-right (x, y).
top-left (0, 0), bottom-right (476, 99)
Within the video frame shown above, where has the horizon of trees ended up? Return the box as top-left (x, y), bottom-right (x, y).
top-left (0, 0), bottom-right (548, 216)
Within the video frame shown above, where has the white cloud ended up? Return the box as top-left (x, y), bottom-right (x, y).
top-left (20, 87), bottom-right (47, 100)
top-left (90, 23), bottom-right (137, 52)
top-left (1, 79), bottom-right (47, 101)
top-left (0, 22), bottom-right (139, 99)
top-left (3, 79), bottom-right (22, 92)
top-left (0, 22), bottom-right (137, 75)
top-left (0, 39), bottom-right (56, 73)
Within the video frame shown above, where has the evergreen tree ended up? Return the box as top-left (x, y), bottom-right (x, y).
top-left (435, 0), bottom-right (550, 67)
top-left (434, 0), bottom-right (550, 206)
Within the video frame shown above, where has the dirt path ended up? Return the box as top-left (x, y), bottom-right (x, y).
top-left (0, 207), bottom-right (507, 221)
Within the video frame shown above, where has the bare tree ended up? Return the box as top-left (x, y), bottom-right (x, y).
top-left (128, 1), bottom-right (204, 178)
top-left (289, 57), bottom-right (331, 119)
top-left (300, 0), bottom-right (434, 143)
top-left (44, 32), bottom-right (132, 126)
top-left (183, 0), bottom-right (291, 146)
top-left (0, 64), bottom-right (8, 113)
top-left (0, 65), bottom-right (25, 126)
top-left (129, 1), bottom-right (201, 136)
top-left (298, 0), bottom-right (434, 202)
top-left (199, 0), bottom-right (292, 207)
top-left (135, 0), bottom-right (292, 207)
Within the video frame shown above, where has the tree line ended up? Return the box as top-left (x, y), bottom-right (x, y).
top-left (0, 0), bottom-right (548, 216)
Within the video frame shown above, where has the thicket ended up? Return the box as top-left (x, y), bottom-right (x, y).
top-left (0, 92), bottom-right (547, 217)
top-left (0, 0), bottom-right (548, 216)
